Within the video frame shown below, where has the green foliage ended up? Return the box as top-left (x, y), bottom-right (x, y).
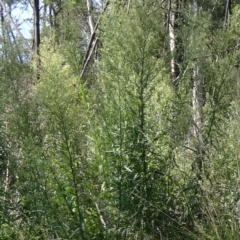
top-left (91, 1), bottom-right (192, 238)
top-left (1, 0), bottom-right (240, 239)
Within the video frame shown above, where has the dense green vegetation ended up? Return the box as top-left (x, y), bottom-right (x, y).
top-left (1, 0), bottom-right (240, 239)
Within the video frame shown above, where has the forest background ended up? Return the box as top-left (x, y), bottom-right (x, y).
top-left (1, 0), bottom-right (240, 239)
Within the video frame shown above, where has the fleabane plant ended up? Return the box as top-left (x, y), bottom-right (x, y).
top-left (35, 39), bottom-right (79, 112)
top-left (30, 39), bottom-right (91, 238)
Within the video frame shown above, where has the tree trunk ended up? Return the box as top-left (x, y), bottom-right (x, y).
top-left (34, 0), bottom-right (40, 79)
top-left (191, 1), bottom-right (205, 181)
top-left (168, 0), bottom-right (183, 86)
top-left (191, 0), bottom-right (204, 140)
top-left (34, 0), bottom-right (40, 56)
top-left (168, 0), bottom-right (177, 83)
top-left (86, 0), bottom-right (95, 35)
top-left (224, 0), bottom-right (232, 28)
top-left (192, 62), bottom-right (204, 139)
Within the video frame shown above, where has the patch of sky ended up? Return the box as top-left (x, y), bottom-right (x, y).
top-left (11, 1), bottom-right (33, 39)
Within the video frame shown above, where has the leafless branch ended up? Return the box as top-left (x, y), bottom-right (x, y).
top-left (95, 202), bottom-right (106, 229)
top-left (80, 0), bottom-right (109, 77)
top-left (0, 0), bottom-right (33, 55)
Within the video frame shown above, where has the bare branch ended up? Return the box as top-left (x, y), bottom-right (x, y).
top-left (95, 202), bottom-right (106, 229)
top-left (80, 0), bottom-right (109, 77)
top-left (80, 37), bottom-right (98, 77)
top-left (0, 0), bottom-right (33, 55)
